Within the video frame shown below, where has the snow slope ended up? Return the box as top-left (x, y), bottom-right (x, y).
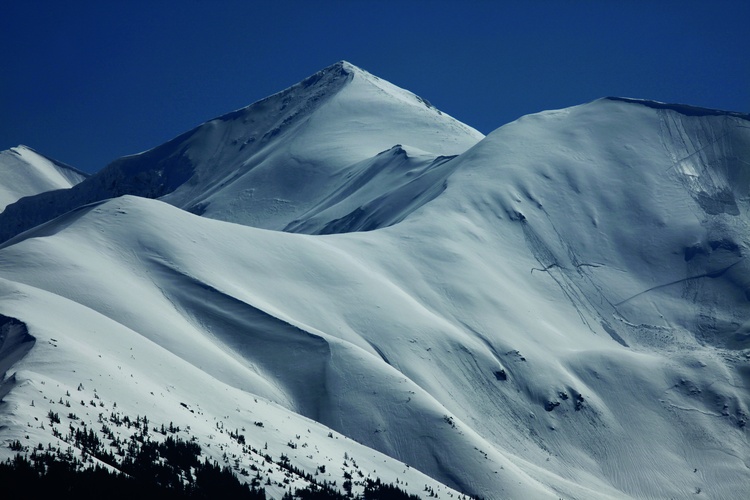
top-left (383, 97), bottom-right (750, 497)
top-left (0, 146), bottom-right (87, 212)
top-left (1, 64), bottom-right (749, 499)
top-left (0, 197), bottom-right (564, 499)
top-left (0, 279), bottom-right (467, 500)
top-left (0, 62), bottom-right (483, 243)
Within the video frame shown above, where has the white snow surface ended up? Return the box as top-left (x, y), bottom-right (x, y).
top-left (0, 62), bottom-right (483, 241)
top-left (0, 145), bottom-right (86, 212)
top-left (1, 66), bottom-right (750, 500)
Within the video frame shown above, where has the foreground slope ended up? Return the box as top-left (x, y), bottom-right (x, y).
top-left (0, 146), bottom-right (87, 212)
top-left (0, 278), bottom-right (467, 500)
top-left (0, 79), bottom-right (749, 498)
top-left (0, 196), bottom-right (566, 499)
top-left (0, 62), bottom-right (482, 243)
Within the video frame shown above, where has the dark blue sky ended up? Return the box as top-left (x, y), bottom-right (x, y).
top-left (2, 1), bottom-right (748, 173)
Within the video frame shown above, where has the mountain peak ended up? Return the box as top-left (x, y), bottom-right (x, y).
top-left (8, 145), bottom-right (85, 175)
top-left (329, 59), bottom-right (359, 72)
top-left (9, 145), bottom-right (56, 164)
top-left (0, 62), bottom-right (482, 242)
top-left (3, 73), bottom-right (750, 499)
top-left (294, 60), bottom-right (356, 90)
top-left (10, 144), bottom-right (34, 155)
top-left (0, 146), bottom-right (87, 212)
top-left (324, 60), bottom-right (367, 76)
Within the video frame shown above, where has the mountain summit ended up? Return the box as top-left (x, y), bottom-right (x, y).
top-left (1, 63), bottom-right (749, 499)
top-left (0, 62), bottom-right (482, 242)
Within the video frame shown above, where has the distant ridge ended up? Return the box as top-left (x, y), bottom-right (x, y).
top-left (9, 145), bottom-right (88, 178)
top-left (605, 96), bottom-right (750, 120)
top-left (0, 61), bottom-right (482, 243)
top-left (0, 145), bottom-right (87, 212)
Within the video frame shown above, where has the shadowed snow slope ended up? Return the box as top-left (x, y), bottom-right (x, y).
top-left (0, 62), bottom-right (483, 243)
top-left (0, 146), bottom-right (87, 212)
top-left (0, 196), bottom-right (567, 500)
top-left (0, 70), bottom-right (749, 499)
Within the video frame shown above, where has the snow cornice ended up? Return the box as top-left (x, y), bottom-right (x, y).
top-left (604, 96), bottom-right (750, 121)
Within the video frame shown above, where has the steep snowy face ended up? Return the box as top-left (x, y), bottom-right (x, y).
top-left (370, 97), bottom-right (750, 497)
top-left (0, 146), bottom-right (87, 212)
top-left (0, 62), bottom-right (483, 242)
top-left (282, 145), bottom-right (460, 234)
top-left (419, 97), bottom-right (750, 351)
top-left (159, 61), bottom-right (482, 229)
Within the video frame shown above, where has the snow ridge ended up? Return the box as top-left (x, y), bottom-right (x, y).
top-left (0, 62), bottom-right (482, 243)
top-left (0, 146), bottom-right (87, 212)
top-left (605, 96), bottom-right (750, 120)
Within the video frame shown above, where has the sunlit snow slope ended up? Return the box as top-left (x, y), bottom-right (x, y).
top-left (0, 146), bottom-right (87, 212)
top-left (0, 62), bottom-right (482, 242)
top-left (1, 63), bottom-right (749, 500)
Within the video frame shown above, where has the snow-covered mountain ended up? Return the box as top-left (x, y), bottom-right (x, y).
top-left (1, 63), bottom-right (749, 499)
top-left (0, 145), bottom-right (87, 212)
top-left (0, 62), bottom-right (482, 243)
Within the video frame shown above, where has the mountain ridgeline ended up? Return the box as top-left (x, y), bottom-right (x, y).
top-left (0, 61), bottom-right (482, 243)
top-left (1, 62), bottom-right (749, 499)
top-left (0, 146), bottom-right (87, 212)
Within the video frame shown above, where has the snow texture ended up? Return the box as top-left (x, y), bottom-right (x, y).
top-left (0, 61), bottom-right (482, 242)
top-left (1, 62), bottom-right (749, 499)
